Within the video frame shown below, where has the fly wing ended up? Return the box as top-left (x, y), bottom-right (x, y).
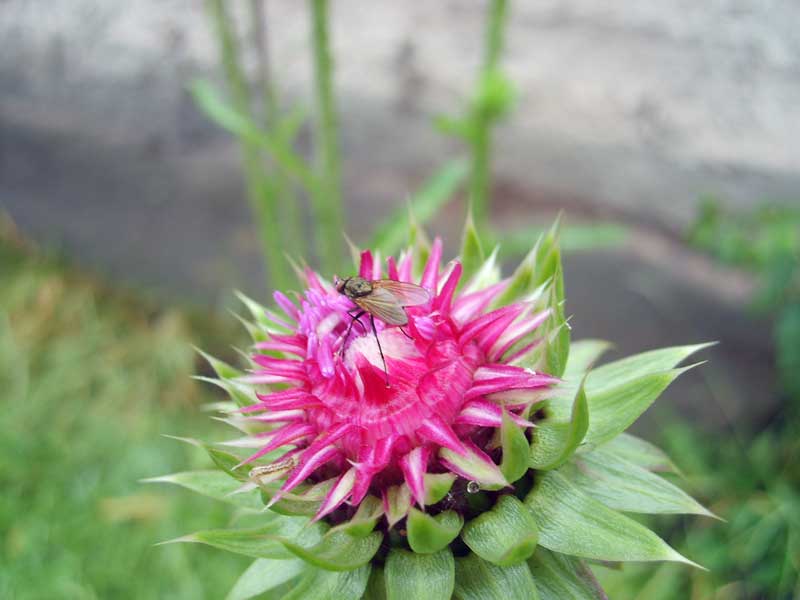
top-left (371, 280), bottom-right (431, 306)
top-left (355, 287), bottom-right (409, 326)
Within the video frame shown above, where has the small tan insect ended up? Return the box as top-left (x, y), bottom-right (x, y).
top-left (334, 276), bottom-right (431, 386)
top-left (248, 455), bottom-right (298, 485)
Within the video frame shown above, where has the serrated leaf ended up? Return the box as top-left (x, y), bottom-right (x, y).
top-left (195, 347), bottom-right (244, 380)
top-left (597, 433), bottom-right (681, 475)
top-left (453, 553), bottom-right (539, 600)
top-left (560, 448), bottom-right (714, 517)
top-left (524, 471), bottom-right (698, 566)
top-left (461, 495), bottom-right (539, 567)
top-left (163, 517), bottom-right (319, 560)
top-left (527, 548), bottom-right (607, 600)
top-left (585, 343), bottom-right (713, 395)
top-left (424, 472), bottom-right (458, 505)
top-left (225, 557), bottom-right (306, 600)
top-left (582, 368), bottom-right (689, 446)
top-left (281, 565), bottom-right (371, 600)
top-left (385, 548), bottom-right (454, 600)
top-left (499, 411), bottom-right (530, 483)
top-left (144, 470), bottom-right (262, 510)
top-left (564, 340), bottom-right (613, 380)
top-left (407, 509), bottom-right (463, 554)
top-left (529, 378), bottom-right (588, 470)
top-left (371, 160), bottom-right (467, 255)
top-left (275, 528), bottom-right (382, 572)
top-left (329, 495), bottom-right (384, 538)
top-left (460, 211), bottom-right (486, 283)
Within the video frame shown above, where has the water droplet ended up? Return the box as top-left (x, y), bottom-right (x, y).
top-left (466, 481), bottom-right (480, 494)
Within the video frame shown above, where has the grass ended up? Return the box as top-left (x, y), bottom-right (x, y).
top-left (0, 232), bottom-right (250, 598)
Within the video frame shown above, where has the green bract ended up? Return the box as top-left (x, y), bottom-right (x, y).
top-left (150, 219), bottom-right (712, 598)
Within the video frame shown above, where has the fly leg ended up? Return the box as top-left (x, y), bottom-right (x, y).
top-left (339, 309), bottom-right (366, 356)
top-left (370, 314), bottom-right (390, 387)
top-left (399, 326), bottom-right (414, 340)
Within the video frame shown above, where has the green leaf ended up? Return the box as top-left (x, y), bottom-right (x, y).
top-left (407, 509), bottom-right (463, 554)
top-left (584, 343), bottom-right (713, 395)
top-left (195, 347), bottom-right (244, 380)
top-left (582, 367), bottom-right (690, 446)
top-left (460, 211), bottom-right (486, 283)
top-left (370, 160), bottom-right (467, 256)
top-left (225, 557), bottom-right (306, 600)
top-left (560, 448), bottom-right (714, 517)
top-left (439, 446), bottom-right (509, 490)
top-left (564, 340), bottom-right (613, 380)
top-left (191, 79), bottom-right (257, 140)
top-left (280, 529), bottom-right (383, 571)
top-left (597, 433), bottom-right (681, 475)
top-left (162, 436), bottom-right (251, 482)
top-left (385, 548), bottom-right (455, 600)
top-left (463, 246), bottom-right (501, 293)
top-left (329, 495), bottom-right (384, 538)
top-left (527, 548), bottom-right (607, 600)
top-left (529, 378), bottom-right (588, 470)
top-left (262, 479), bottom-right (333, 517)
top-left (524, 471), bottom-right (698, 566)
top-left (453, 553), bottom-right (539, 600)
top-left (461, 495), bottom-right (539, 566)
top-left (384, 484), bottom-right (413, 528)
top-left (424, 472), bottom-right (458, 505)
top-left (143, 470), bottom-right (262, 510)
top-left (364, 566), bottom-right (387, 600)
top-left (281, 565), bottom-right (371, 600)
top-left (162, 517), bottom-right (319, 560)
top-left (499, 411), bottom-right (531, 484)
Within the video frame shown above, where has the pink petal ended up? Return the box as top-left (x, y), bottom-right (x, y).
top-left (235, 423), bottom-right (317, 468)
top-left (273, 291), bottom-right (300, 320)
top-left (451, 280), bottom-right (510, 324)
top-left (359, 250), bottom-right (374, 279)
top-left (489, 309), bottom-right (551, 361)
top-left (313, 467), bottom-right (357, 522)
top-left (420, 238), bottom-right (443, 291)
top-left (399, 446), bottom-right (432, 507)
top-left (454, 399), bottom-right (534, 428)
top-left (277, 444), bottom-right (341, 497)
top-left (434, 261), bottom-right (462, 315)
top-left (387, 256), bottom-right (400, 280)
top-left (418, 414), bottom-right (467, 456)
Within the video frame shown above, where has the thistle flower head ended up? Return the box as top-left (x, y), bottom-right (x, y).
top-left (234, 239), bottom-right (556, 523)
top-left (161, 224), bottom-right (711, 598)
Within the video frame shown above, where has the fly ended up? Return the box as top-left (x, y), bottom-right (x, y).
top-left (334, 276), bottom-right (431, 387)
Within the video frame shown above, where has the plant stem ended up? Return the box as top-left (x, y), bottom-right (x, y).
top-left (309, 0), bottom-right (344, 273)
top-left (249, 0), bottom-right (303, 259)
top-left (207, 0), bottom-right (291, 290)
top-left (468, 0), bottom-right (508, 231)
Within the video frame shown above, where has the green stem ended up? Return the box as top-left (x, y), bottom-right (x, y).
top-left (207, 0), bottom-right (291, 290)
top-left (468, 0), bottom-right (508, 231)
top-left (309, 0), bottom-right (344, 273)
top-left (249, 0), bottom-right (303, 260)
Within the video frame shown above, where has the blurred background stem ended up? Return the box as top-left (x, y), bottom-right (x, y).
top-left (207, 0), bottom-right (292, 289)
top-left (309, 0), bottom-right (344, 273)
top-left (468, 0), bottom-right (509, 231)
top-left (249, 0), bottom-right (303, 259)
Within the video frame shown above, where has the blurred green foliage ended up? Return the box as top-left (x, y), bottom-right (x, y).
top-left (597, 418), bottom-right (800, 599)
top-left (689, 199), bottom-right (800, 399)
top-left (0, 236), bottom-right (248, 598)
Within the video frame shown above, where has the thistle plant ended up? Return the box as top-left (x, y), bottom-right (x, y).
top-left (150, 218), bottom-right (714, 599)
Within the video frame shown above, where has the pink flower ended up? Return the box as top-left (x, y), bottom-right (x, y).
top-left (232, 240), bottom-right (556, 523)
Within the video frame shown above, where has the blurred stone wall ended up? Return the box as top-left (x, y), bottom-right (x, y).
top-left (3, 1), bottom-right (798, 227)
